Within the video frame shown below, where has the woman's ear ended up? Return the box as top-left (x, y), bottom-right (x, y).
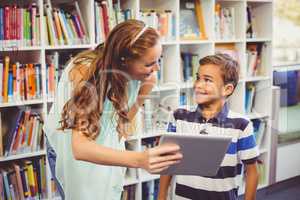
top-left (223, 83), bottom-right (235, 97)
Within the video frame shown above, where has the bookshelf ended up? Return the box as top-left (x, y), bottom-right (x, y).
top-left (0, 0), bottom-right (273, 199)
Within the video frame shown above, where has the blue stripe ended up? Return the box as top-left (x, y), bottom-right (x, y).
top-left (237, 135), bottom-right (257, 151)
top-left (226, 135), bottom-right (256, 154)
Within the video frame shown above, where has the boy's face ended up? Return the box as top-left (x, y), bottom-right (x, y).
top-left (194, 64), bottom-right (234, 105)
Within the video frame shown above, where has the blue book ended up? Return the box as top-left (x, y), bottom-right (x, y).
top-left (1, 170), bottom-right (11, 200)
top-left (182, 53), bottom-right (191, 82)
top-left (124, 9), bottom-right (132, 20)
top-left (8, 72), bottom-right (13, 101)
top-left (35, 64), bottom-right (41, 98)
top-left (0, 8), bottom-right (4, 41)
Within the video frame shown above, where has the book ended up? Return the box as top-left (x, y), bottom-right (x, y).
top-left (180, 1), bottom-right (201, 40)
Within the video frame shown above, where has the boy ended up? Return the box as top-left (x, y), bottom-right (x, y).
top-left (158, 54), bottom-right (259, 200)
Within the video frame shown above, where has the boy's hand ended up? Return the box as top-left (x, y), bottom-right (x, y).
top-left (140, 143), bottom-right (182, 174)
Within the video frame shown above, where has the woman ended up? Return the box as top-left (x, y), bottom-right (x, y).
top-left (44, 19), bottom-right (182, 200)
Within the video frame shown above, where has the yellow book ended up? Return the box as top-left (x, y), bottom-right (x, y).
top-left (25, 161), bottom-right (36, 197)
top-left (3, 56), bottom-right (10, 103)
top-left (195, 0), bottom-right (207, 40)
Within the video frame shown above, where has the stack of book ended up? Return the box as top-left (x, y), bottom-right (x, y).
top-left (142, 180), bottom-right (159, 200)
top-left (43, 0), bottom-right (89, 46)
top-left (245, 83), bottom-right (256, 114)
top-left (246, 5), bottom-right (257, 39)
top-left (95, 0), bottom-right (133, 43)
top-left (140, 10), bottom-right (176, 42)
top-left (0, 157), bottom-right (47, 200)
top-left (0, 3), bottom-right (40, 48)
top-left (1, 107), bottom-right (44, 157)
top-left (0, 56), bottom-right (42, 103)
top-left (180, 0), bottom-right (207, 40)
top-left (122, 185), bottom-right (136, 200)
top-left (215, 3), bottom-right (235, 40)
top-left (246, 43), bottom-right (267, 77)
top-left (181, 52), bottom-right (199, 82)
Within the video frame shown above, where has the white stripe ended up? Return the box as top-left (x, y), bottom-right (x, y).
top-left (238, 121), bottom-right (254, 139)
top-left (238, 147), bottom-right (259, 161)
top-left (220, 154), bottom-right (240, 167)
top-left (174, 195), bottom-right (191, 200)
top-left (176, 175), bottom-right (241, 192)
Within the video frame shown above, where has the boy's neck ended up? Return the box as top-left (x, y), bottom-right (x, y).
top-left (199, 99), bottom-right (226, 121)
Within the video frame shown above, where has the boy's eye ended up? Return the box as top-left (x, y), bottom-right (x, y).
top-left (204, 78), bottom-right (212, 82)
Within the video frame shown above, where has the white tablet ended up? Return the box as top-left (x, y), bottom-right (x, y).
top-left (157, 133), bottom-right (232, 176)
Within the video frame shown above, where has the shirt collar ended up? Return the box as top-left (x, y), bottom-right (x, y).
top-left (195, 102), bottom-right (229, 123)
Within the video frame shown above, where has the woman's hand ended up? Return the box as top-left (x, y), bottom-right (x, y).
top-left (140, 143), bottom-right (182, 174)
top-left (139, 72), bottom-right (157, 97)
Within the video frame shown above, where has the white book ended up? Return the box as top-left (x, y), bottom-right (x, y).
top-left (166, 11), bottom-right (173, 41)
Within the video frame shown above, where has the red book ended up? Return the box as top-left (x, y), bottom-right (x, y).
top-left (12, 5), bottom-right (17, 42)
top-left (100, 1), bottom-right (109, 38)
top-left (4, 6), bottom-right (10, 40)
top-left (16, 7), bottom-right (21, 41)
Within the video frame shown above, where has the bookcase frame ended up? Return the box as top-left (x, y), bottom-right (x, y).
top-left (0, 0), bottom-right (273, 199)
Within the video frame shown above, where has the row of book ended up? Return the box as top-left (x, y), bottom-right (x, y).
top-left (122, 185), bottom-right (136, 200)
top-left (252, 118), bottom-right (267, 148)
top-left (1, 107), bottom-right (44, 157)
top-left (246, 5), bottom-right (257, 39)
top-left (246, 43), bottom-right (267, 77)
top-left (142, 180), bottom-right (159, 200)
top-left (140, 10), bottom-right (175, 42)
top-left (0, 4), bottom-right (40, 48)
top-left (181, 52), bottom-right (199, 82)
top-left (245, 82), bottom-right (256, 114)
top-left (95, 0), bottom-right (133, 43)
top-left (215, 4), bottom-right (235, 40)
top-left (0, 157), bottom-right (47, 200)
top-left (44, 0), bottom-right (88, 46)
top-left (0, 56), bottom-right (42, 103)
top-left (179, 0), bottom-right (207, 40)
top-left (45, 52), bottom-right (64, 99)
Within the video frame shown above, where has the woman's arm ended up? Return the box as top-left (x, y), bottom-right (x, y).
top-left (72, 129), bottom-right (182, 173)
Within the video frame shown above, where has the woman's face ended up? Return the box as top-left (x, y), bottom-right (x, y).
top-left (127, 42), bottom-right (162, 81)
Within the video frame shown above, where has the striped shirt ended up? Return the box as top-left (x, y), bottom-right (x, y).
top-left (173, 103), bottom-right (259, 200)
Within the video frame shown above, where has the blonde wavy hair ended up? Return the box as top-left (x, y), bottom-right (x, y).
top-left (59, 20), bottom-right (160, 140)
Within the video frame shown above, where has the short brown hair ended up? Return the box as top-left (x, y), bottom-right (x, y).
top-left (199, 54), bottom-right (240, 89)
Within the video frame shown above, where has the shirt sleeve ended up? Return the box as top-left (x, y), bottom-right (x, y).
top-left (237, 120), bottom-right (259, 164)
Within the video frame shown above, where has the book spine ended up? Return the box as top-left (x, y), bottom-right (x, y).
top-left (31, 3), bottom-right (37, 46)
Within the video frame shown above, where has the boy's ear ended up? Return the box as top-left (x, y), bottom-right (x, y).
top-left (223, 83), bottom-right (235, 97)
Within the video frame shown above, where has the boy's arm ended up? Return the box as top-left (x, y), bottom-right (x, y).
top-left (158, 175), bottom-right (173, 200)
top-left (244, 162), bottom-right (259, 200)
